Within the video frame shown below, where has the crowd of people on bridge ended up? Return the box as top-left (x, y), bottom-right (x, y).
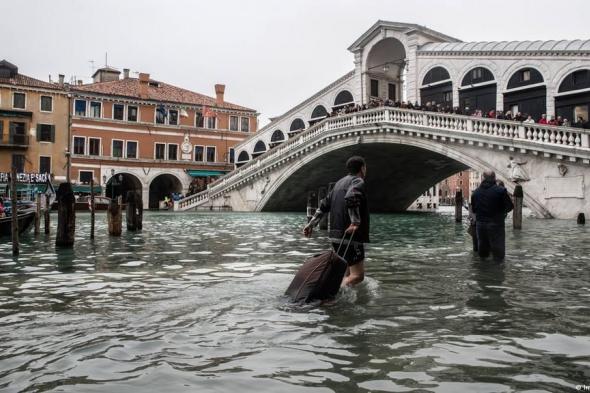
top-left (326, 98), bottom-right (589, 129)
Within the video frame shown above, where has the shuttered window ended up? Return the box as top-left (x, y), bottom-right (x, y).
top-left (37, 124), bottom-right (55, 142)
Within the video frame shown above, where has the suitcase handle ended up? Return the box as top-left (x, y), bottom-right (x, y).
top-left (336, 229), bottom-right (356, 257)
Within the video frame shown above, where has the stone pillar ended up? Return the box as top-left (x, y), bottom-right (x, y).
top-left (126, 191), bottom-right (143, 231)
top-left (55, 182), bottom-right (76, 248)
top-left (546, 85), bottom-right (556, 118)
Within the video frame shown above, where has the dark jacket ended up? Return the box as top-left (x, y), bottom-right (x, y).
top-left (471, 180), bottom-right (514, 224)
top-left (319, 175), bottom-right (370, 243)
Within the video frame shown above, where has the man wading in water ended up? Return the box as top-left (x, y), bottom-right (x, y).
top-left (303, 156), bottom-right (369, 287)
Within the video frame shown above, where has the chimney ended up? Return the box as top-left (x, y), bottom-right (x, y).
top-left (58, 74), bottom-right (65, 86)
top-left (123, 68), bottom-right (130, 79)
top-left (139, 72), bottom-right (150, 98)
top-left (215, 84), bottom-right (225, 106)
top-left (77, 80), bottom-right (83, 86)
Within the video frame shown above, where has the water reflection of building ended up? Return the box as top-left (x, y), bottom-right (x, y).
top-left (70, 67), bottom-right (258, 208)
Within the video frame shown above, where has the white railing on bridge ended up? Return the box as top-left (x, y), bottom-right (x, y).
top-left (174, 107), bottom-right (590, 211)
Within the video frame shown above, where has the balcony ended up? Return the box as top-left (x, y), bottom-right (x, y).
top-left (0, 133), bottom-right (29, 148)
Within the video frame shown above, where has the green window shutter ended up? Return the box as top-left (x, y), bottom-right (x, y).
top-left (50, 125), bottom-right (56, 142)
top-left (36, 124), bottom-right (41, 141)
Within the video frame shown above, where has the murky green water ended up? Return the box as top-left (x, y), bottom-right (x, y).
top-left (0, 212), bottom-right (589, 392)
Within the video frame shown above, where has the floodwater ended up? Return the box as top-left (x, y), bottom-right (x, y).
top-left (0, 212), bottom-right (589, 393)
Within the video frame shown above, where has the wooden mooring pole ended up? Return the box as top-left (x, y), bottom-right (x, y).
top-left (306, 190), bottom-right (317, 222)
top-left (44, 194), bottom-right (50, 235)
top-left (454, 188), bottom-right (463, 223)
top-left (327, 182), bottom-right (335, 231)
top-left (318, 186), bottom-right (328, 230)
top-left (126, 191), bottom-right (143, 231)
top-left (10, 166), bottom-right (19, 256)
top-left (90, 178), bottom-right (95, 239)
top-left (55, 182), bottom-right (75, 248)
top-left (107, 197), bottom-right (122, 236)
top-left (35, 192), bottom-right (41, 235)
top-left (577, 213), bottom-right (586, 225)
top-left (513, 184), bottom-right (523, 230)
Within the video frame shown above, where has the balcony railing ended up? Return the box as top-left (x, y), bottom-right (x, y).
top-left (0, 133), bottom-right (29, 147)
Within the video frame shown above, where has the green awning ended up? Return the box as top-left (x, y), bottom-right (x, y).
top-left (72, 185), bottom-right (102, 193)
top-left (186, 170), bottom-right (226, 177)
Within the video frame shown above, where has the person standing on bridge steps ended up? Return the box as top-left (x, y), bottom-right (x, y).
top-left (471, 171), bottom-right (514, 262)
top-left (303, 156), bottom-right (369, 287)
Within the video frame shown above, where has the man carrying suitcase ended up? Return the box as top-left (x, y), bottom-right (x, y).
top-left (303, 156), bottom-right (369, 287)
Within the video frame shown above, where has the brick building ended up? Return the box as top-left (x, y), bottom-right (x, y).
top-left (70, 67), bottom-right (258, 209)
top-left (438, 170), bottom-right (471, 205)
top-left (0, 60), bottom-right (69, 197)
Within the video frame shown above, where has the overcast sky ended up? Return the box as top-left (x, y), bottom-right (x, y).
top-left (2, 0), bottom-right (588, 125)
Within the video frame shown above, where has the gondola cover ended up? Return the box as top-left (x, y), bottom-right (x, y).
top-left (285, 250), bottom-right (348, 303)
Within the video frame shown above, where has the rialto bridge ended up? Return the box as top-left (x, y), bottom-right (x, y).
top-left (174, 21), bottom-right (590, 219)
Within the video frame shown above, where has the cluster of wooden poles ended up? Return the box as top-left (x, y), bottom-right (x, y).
top-left (10, 167), bottom-right (144, 257)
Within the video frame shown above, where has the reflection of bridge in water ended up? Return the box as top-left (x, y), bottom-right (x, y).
top-left (175, 21), bottom-right (590, 219)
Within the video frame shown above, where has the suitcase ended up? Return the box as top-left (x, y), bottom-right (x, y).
top-left (285, 234), bottom-right (354, 303)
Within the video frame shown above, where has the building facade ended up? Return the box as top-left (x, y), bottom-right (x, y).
top-left (70, 67), bottom-right (258, 209)
top-left (0, 60), bottom-right (69, 196)
top-left (438, 170), bottom-right (471, 205)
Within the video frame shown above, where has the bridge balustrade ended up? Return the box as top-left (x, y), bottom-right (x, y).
top-left (174, 106), bottom-right (590, 211)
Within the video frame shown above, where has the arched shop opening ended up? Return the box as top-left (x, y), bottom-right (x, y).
top-left (333, 90), bottom-right (354, 111)
top-left (420, 66), bottom-right (452, 108)
top-left (555, 69), bottom-right (590, 128)
top-left (252, 140), bottom-right (267, 159)
top-left (148, 174), bottom-right (183, 209)
top-left (365, 37), bottom-right (406, 103)
top-left (309, 105), bottom-right (328, 126)
top-left (269, 129), bottom-right (286, 148)
top-left (459, 67), bottom-right (497, 115)
top-left (289, 118), bottom-right (306, 136)
top-left (504, 68), bottom-right (546, 120)
top-left (236, 150), bottom-right (250, 167)
top-left (105, 172), bottom-right (142, 204)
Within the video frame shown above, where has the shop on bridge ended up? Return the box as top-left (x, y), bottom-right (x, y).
top-left (459, 67), bottom-right (497, 115)
top-left (503, 68), bottom-right (546, 121)
top-left (555, 69), bottom-right (590, 128)
top-left (420, 67), bottom-right (453, 108)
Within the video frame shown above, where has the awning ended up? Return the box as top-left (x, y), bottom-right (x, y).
top-left (72, 184), bottom-right (103, 193)
top-left (2, 183), bottom-right (52, 193)
top-left (186, 170), bottom-right (226, 178)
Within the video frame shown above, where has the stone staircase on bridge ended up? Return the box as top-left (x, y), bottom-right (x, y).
top-left (174, 107), bottom-right (590, 212)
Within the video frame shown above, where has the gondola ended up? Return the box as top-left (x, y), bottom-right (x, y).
top-left (0, 210), bottom-right (36, 237)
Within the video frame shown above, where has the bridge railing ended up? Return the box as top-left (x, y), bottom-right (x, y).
top-left (173, 107), bottom-right (590, 208)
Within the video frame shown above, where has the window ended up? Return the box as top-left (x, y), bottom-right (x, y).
top-left (88, 138), bottom-right (100, 156)
top-left (195, 112), bottom-right (204, 127)
top-left (156, 106), bottom-right (166, 124)
top-left (74, 100), bottom-right (87, 116)
top-left (12, 154), bottom-right (25, 172)
top-left (443, 91), bottom-right (452, 103)
top-left (388, 83), bottom-right (396, 101)
top-left (39, 156), bottom-right (51, 174)
top-left (168, 110), bottom-right (178, 125)
top-left (206, 117), bottom-right (216, 129)
top-left (370, 79), bottom-right (379, 97)
top-left (9, 122), bottom-right (26, 144)
top-left (241, 117), bottom-right (249, 132)
top-left (522, 70), bottom-right (531, 82)
top-left (155, 143), bottom-right (166, 159)
top-left (40, 96), bottom-right (53, 112)
top-left (229, 116), bottom-right (239, 131)
top-left (229, 148), bottom-right (235, 163)
top-left (126, 141), bottom-right (138, 159)
top-left (127, 105), bottom-right (138, 122)
top-left (113, 104), bottom-right (125, 120)
top-left (206, 146), bottom-right (216, 163)
top-left (472, 68), bottom-right (483, 79)
top-left (37, 124), bottom-right (55, 142)
top-left (168, 144), bottom-right (178, 160)
top-left (89, 101), bottom-right (101, 118)
top-left (13, 92), bottom-right (25, 109)
top-left (79, 171), bottom-right (93, 184)
top-left (112, 140), bottom-right (124, 158)
top-left (194, 145), bottom-right (204, 161)
top-left (73, 136), bottom-right (85, 155)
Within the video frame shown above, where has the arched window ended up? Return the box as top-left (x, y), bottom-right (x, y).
top-left (558, 69), bottom-right (590, 93)
top-left (461, 67), bottom-right (495, 86)
top-left (334, 90), bottom-right (354, 107)
top-left (289, 118), bottom-right (305, 133)
top-left (237, 150), bottom-right (250, 162)
top-left (270, 129), bottom-right (285, 143)
top-left (422, 66), bottom-right (451, 86)
top-left (555, 69), bottom-right (590, 127)
top-left (310, 105), bottom-right (328, 120)
top-left (507, 68), bottom-right (544, 89)
top-left (504, 68), bottom-right (546, 120)
top-left (253, 140), bottom-right (267, 154)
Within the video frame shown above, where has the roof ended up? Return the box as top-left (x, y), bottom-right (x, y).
top-left (92, 66), bottom-right (121, 78)
top-left (0, 72), bottom-right (61, 90)
top-left (73, 77), bottom-right (256, 112)
top-left (419, 39), bottom-right (590, 53)
top-left (348, 20), bottom-right (461, 52)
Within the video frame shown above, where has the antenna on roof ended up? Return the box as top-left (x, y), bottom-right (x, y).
top-left (89, 60), bottom-right (95, 74)
top-left (105, 52), bottom-right (108, 67)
